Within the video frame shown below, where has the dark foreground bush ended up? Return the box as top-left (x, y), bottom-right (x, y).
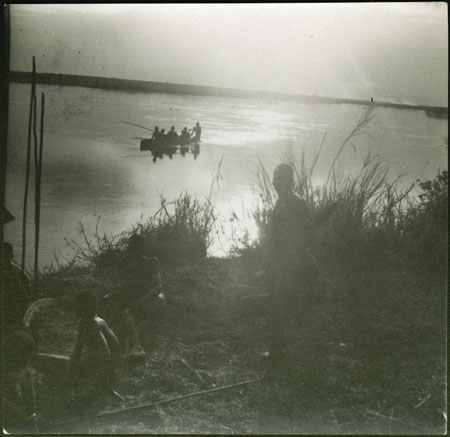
top-left (402, 170), bottom-right (448, 272)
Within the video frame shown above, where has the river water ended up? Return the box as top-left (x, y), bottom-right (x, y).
top-left (5, 83), bottom-right (448, 270)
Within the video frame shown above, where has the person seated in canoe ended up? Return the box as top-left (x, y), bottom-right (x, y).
top-left (66, 290), bottom-right (121, 404)
top-left (158, 128), bottom-right (167, 146)
top-left (151, 126), bottom-right (160, 142)
top-left (166, 126), bottom-right (179, 146)
top-left (190, 121), bottom-right (201, 142)
top-left (180, 127), bottom-right (191, 145)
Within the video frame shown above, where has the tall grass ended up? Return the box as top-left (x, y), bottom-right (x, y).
top-left (254, 107), bottom-right (413, 226)
top-left (249, 106), bottom-right (446, 276)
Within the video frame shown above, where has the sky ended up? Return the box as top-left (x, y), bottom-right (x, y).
top-left (8, 3), bottom-right (448, 107)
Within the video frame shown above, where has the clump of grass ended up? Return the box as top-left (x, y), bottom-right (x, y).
top-left (134, 191), bottom-right (218, 266)
top-left (64, 191), bottom-right (218, 269)
top-left (65, 159), bottom-right (223, 269)
top-left (64, 217), bottom-right (130, 269)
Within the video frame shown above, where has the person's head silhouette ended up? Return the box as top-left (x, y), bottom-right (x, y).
top-left (273, 163), bottom-right (294, 199)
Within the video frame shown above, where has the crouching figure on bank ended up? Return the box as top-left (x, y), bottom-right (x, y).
top-left (66, 290), bottom-right (121, 403)
top-left (101, 234), bottom-right (166, 363)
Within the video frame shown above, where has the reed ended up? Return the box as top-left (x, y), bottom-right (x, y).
top-left (252, 109), bottom-right (413, 235)
top-left (21, 57), bottom-right (36, 271)
top-left (325, 105), bottom-right (375, 186)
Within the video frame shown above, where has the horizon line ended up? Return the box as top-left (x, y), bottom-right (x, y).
top-left (8, 70), bottom-right (448, 111)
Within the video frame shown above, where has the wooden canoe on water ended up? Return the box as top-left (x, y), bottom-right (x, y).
top-left (424, 107), bottom-right (448, 119)
top-left (140, 137), bottom-right (200, 152)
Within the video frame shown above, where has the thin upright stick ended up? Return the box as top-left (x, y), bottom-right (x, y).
top-left (21, 56), bottom-right (35, 271)
top-left (32, 58), bottom-right (39, 278)
top-left (32, 67), bottom-right (38, 175)
top-left (34, 93), bottom-right (44, 280)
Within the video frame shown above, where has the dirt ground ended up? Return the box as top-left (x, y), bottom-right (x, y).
top-left (28, 256), bottom-right (447, 434)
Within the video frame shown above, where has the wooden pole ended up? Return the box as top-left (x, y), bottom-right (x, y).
top-left (21, 56), bottom-right (35, 271)
top-left (34, 92), bottom-right (44, 280)
top-left (1, 4), bottom-right (11, 305)
top-left (43, 376), bottom-right (265, 430)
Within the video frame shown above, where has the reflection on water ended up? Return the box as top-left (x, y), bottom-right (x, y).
top-left (144, 143), bottom-right (200, 162)
top-left (5, 83), bottom-right (448, 269)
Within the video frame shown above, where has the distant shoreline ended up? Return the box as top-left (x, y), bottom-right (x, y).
top-left (8, 70), bottom-right (448, 116)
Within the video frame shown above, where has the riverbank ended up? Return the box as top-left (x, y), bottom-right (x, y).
top-left (26, 163), bottom-right (447, 434)
top-left (32, 248), bottom-right (447, 434)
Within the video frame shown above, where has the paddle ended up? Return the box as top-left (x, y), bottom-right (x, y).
top-left (122, 121), bottom-right (154, 132)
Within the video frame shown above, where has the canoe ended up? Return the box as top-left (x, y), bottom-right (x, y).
top-left (140, 137), bottom-right (200, 152)
top-left (424, 108), bottom-right (448, 119)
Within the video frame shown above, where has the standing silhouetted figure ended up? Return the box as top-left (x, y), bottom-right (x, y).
top-left (265, 164), bottom-right (318, 366)
top-left (191, 122), bottom-right (201, 142)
